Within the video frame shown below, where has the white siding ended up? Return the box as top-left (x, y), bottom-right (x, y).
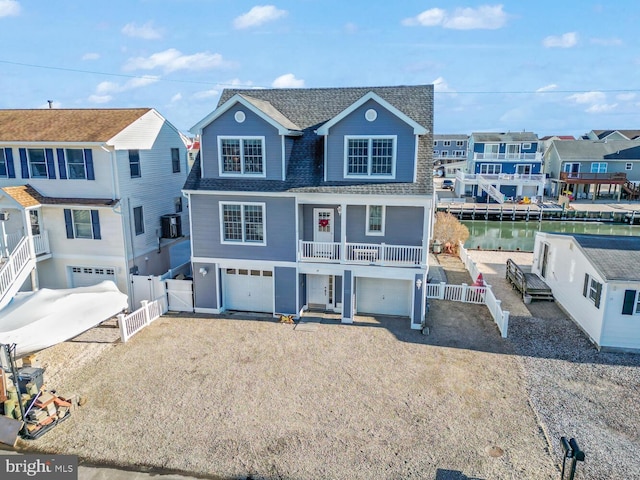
top-left (532, 233), bottom-right (606, 345)
top-left (599, 281), bottom-right (640, 350)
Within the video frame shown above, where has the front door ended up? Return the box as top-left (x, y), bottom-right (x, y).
top-left (540, 243), bottom-right (549, 278)
top-left (313, 208), bottom-right (335, 258)
top-left (308, 274), bottom-right (330, 309)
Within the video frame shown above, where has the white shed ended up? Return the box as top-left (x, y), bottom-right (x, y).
top-left (532, 232), bottom-right (640, 352)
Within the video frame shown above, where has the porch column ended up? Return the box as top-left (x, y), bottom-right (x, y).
top-left (411, 272), bottom-right (426, 330)
top-left (341, 270), bottom-right (353, 324)
top-left (340, 203), bottom-right (346, 263)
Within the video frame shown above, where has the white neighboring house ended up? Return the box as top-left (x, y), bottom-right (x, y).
top-left (0, 108), bottom-right (190, 309)
top-left (532, 232), bottom-right (640, 352)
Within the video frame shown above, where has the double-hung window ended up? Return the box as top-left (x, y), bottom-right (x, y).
top-left (456, 140), bottom-right (464, 147)
top-left (66, 149), bottom-right (87, 179)
top-left (582, 273), bottom-right (602, 308)
top-left (443, 140), bottom-right (451, 147)
top-left (171, 148), bottom-right (181, 173)
top-left (64, 209), bottom-right (101, 240)
top-left (28, 149), bottom-right (48, 178)
top-left (590, 162), bottom-right (607, 173)
top-left (0, 148), bottom-right (7, 177)
top-left (129, 150), bottom-right (141, 178)
top-left (219, 137), bottom-right (264, 175)
top-left (366, 205), bottom-right (385, 236)
top-left (622, 289), bottom-right (640, 315)
top-left (480, 164), bottom-right (502, 175)
top-left (346, 136), bottom-right (395, 177)
top-left (133, 206), bottom-right (144, 235)
top-left (220, 202), bottom-right (265, 245)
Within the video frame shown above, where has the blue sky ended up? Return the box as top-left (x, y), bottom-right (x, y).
top-left (1, 1), bottom-right (639, 137)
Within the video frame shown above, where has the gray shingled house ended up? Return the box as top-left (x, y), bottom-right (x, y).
top-left (532, 232), bottom-right (640, 351)
top-left (184, 85), bottom-right (434, 329)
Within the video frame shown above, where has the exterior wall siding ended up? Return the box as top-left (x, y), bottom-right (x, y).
top-left (325, 99), bottom-right (416, 183)
top-left (474, 161), bottom-right (542, 175)
top-left (345, 205), bottom-right (423, 245)
top-left (190, 194), bottom-right (296, 261)
top-left (275, 266), bottom-right (297, 314)
top-left (200, 106), bottom-right (281, 180)
top-left (193, 262), bottom-right (218, 310)
top-left (302, 204), bottom-right (341, 241)
top-left (600, 281), bottom-right (640, 350)
top-left (36, 256), bottom-right (128, 294)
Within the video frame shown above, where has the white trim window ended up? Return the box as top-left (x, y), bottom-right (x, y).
top-left (483, 144), bottom-right (499, 158)
top-left (506, 144), bottom-right (521, 159)
top-left (456, 140), bottom-right (465, 147)
top-left (433, 149), bottom-right (439, 156)
top-left (582, 273), bottom-right (602, 308)
top-left (220, 202), bottom-right (266, 245)
top-left (65, 149), bottom-right (87, 179)
top-left (590, 162), bottom-right (607, 173)
top-left (0, 148), bottom-right (7, 177)
top-left (28, 148), bottom-right (48, 178)
top-left (454, 150), bottom-right (465, 157)
top-left (440, 151), bottom-right (448, 157)
top-left (443, 140), bottom-right (451, 146)
top-left (625, 163), bottom-right (633, 171)
top-left (345, 136), bottom-right (396, 178)
top-left (479, 164), bottom-right (502, 175)
top-left (522, 143), bottom-right (532, 150)
top-left (366, 205), bottom-right (385, 236)
top-left (218, 137), bottom-right (265, 176)
top-left (516, 164), bottom-right (532, 175)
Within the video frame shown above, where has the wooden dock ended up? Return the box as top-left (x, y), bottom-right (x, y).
top-left (506, 259), bottom-right (554, 301)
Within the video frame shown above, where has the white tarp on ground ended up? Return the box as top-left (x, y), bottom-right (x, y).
top-left (0, 281), bottom-right (128, 356)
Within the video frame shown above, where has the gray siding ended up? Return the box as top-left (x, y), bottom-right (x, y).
top-left (302, 204), bottom-right (342, 241)
top-left (325, 99), bottom-right (416, 183)
top-left (200, 106), bottom-right (282, 180)
top-left (275, 266), bottom-right (297, 314)
top-left (299, 274), bottom-right (306, 311)
top-left (193, 262), bottom-right (218, 309)
top-left (190, 194), bottom-right (296, 261)
top-left (345, 205), bottom-right (423, 245)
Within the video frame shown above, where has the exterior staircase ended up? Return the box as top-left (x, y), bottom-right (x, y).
top-left (622, 181), bottom-right (640, 200)
top-left (478, 175), bottom-right (505, 204)
top-left (0, 237), bottom-right (36, 310)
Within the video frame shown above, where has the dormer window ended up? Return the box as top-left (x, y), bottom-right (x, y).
top-left (345, 136), bottom-right (396, 178)
top-left (219, 137), bottom-right (265, 176)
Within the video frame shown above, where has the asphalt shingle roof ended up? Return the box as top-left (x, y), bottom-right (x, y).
top-left (1, 185), bottom-right (117, 208)
top-left (0, 108), bottom-right (152, 143)
top-left (471, 132), bottom-right (538, 142)
top-left (552, 140), bottom-right (640, 160)
top-left (567, 234), bottom-right (640, 282)
top-left (593, 130), bottom-right (640, 141)
top-left (184, 85), bottom-right (433, 196)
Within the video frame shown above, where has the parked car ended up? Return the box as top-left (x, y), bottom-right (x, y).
top-left (442, 179), bottom-right (454, 190)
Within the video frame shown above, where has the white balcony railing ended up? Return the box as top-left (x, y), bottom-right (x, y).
top-left (456, 171), bottom-right (545, 183)
top-left (473, 152), bottom-right (541, 161)
top-left (299, 240), bottom-right (423, 266)
top-left (32, 231), bottom-right (51, 256)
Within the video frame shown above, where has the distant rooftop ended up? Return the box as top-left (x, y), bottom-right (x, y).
top-left (471, 132), bottom-right (538, 142)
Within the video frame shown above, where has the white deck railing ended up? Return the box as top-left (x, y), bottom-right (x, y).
top-left (299, 240), bottom-right (423, 266)
top-left (118, 297), bottom-right (168, 343)
top-left (32, 231), bottom-right (51, 256)
top-left (0, 237), bottom-right (34, 309)
top-left (473, 152), bottom-right (541, 161)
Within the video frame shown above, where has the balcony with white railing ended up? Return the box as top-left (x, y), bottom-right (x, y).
top-left (3, 231), bottom-right (51, 257)
top-left (299, 240), bottom-right (424, 267)
top-left (473, 152), bottom-right (542, 161)
top-left (456, 171), bottom-right (545, 184)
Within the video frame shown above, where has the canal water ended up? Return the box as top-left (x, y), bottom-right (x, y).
top-left (463, 220), bottom-right (640, 252)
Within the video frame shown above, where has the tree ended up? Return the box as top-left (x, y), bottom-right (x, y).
top-left (433, 212), bottom-right (469, 254)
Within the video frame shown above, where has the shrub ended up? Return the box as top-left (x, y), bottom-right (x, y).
top-left (433, 212), bottom-right (469, 254)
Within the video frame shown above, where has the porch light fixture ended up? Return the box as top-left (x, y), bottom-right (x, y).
top-left (337, 206), bottom-right (342, 215)
top-left (415, 278), bottom-right (423, 290)
top-left (199, 267), bottom-right (208, 276)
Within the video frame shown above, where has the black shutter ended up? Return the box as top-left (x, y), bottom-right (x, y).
top-left (57, 149), bottom-right (67, 179)
top-left (84, 149), bottom-right (95, 180)
top-left (622, 290), bottom-right (636, 315)
top-left (64, 209), bottom-right (74, 238)
top-left (582, 274), bottom-right (589, 297)
top-left (594, 282), bottom-right (602, 309)
top-left (45, 148), bottom-right (56, 179)
top-left (19, 148), bottom-right (29, 178)
top-left (5, 148), bottom-right (15, 178)
top-left (91, 210), bottom-right (101, 240)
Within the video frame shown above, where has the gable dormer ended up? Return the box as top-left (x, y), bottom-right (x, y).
top-left (191, 94), bottom-right (301, 181)
top-left (316, 92), bottom-right (428, 183)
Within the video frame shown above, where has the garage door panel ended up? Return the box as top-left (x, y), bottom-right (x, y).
top-left (70, 266), bottom-right (116, 288)
top-left (357, 278), bottom-right (411, 316)
top-left (223, 269), bottom-right (273, 313)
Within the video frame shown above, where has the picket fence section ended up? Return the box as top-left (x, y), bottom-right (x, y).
top-left (118, 297), bottom-right (168, 343)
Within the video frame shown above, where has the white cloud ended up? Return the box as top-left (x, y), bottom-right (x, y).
top-left (590, 37), bottom-right (623, 46)
top-left (567, 91), bottom-right (605, 104)
top-left (88, 94), bottom-right (112, 104)
top-left (193, 89), bottom-right (220, 99)
top-left (233, 5), bottom-right (287, 29)
top-left (586, 103), bottom-right (618, 113)
top-left (171, 93), bottom-right (182, 103)
top-left (543, 32), bottom-right (578, 48)
top-left (272, 73), bottom-right (304, 88)
top-left (122, 21), bottom-right (162, 40)
top-left (432, 77), bottom-right (456, 93)
top-left (123, 48), bottom-right (231, 73)
top-left (0, 0), bottom-right (20, 17)
top-left (617, 92), bottom-right (636, 101)
top-left (536, 84), bottom-right (558, 93)
top-left (402, 5), bottom-right (507, 30)
top-left (82, 52), bottom-right (100, 61)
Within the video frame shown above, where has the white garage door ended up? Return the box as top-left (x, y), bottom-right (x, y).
top-left (223, 268), bottom-right (273, 313)
top-left (70, 266), bottom-right (116, 288)
top-left (356, 278), bottom-right (412, 316)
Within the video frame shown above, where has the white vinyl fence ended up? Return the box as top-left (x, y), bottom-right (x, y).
top-left (118, 297), bottom-right (168, 343)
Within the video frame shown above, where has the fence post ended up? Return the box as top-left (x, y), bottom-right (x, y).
top-left (502, 311), bottom-right (509, 338)
top-left (141, 300), bottom-right (150, 326)
top-left (439, 281), bottom-right (446, 300)
top-left (117, 313), bottom-right (128, 343)
top-left (462, 282), bottom-right (468, 302)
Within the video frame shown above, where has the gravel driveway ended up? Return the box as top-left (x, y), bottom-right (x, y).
top-left (23, 305), bottom-right (556, 480)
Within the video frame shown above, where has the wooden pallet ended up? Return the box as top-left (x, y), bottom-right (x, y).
top-left (506, 259), bottom-right (554, 301)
